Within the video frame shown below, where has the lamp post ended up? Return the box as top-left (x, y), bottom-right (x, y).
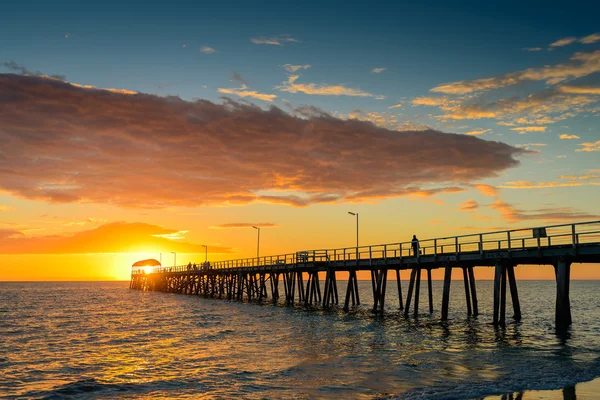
top-left (252, 226), bottom-right (260, 261)
top-left (202, 245), bottom-right (207, 263)
top-left (348, 212), bottom-right (358, 248)
top-left (171, 251), bottom-right (176, 269)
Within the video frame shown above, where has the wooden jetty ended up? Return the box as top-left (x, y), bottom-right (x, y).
top-left (130, 221), bottom-right (600, 329)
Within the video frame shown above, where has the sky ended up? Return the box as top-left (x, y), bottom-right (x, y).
top-left (1, 0), bottom-right (599, 281)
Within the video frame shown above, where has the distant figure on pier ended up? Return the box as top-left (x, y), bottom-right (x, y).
top-left (187, 262), bottom-right (192, 270)
top-left (193, 263), bottom-right (197, 270)
top-left (412, 235), bottom-right (420, 256)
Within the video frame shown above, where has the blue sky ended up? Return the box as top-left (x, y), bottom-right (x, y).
top-left (1, 0), bottom-right (600, 279)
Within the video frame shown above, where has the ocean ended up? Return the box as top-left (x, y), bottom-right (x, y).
top-left (1, 280), bottom-right (600, 399)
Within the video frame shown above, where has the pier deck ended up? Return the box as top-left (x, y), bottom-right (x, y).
top-left (130, 221), bottom-right (600, 329)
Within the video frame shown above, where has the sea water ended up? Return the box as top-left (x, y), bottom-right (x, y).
top-left (1, 280), bottom-right (600, 399)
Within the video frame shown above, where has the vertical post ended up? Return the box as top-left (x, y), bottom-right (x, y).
top-left (404, 268), bottom-right (417, 318)
top-left (500, 266), bottom-right (507, 326)
top-left (555, 259), bottom-right (572, 329)
top-left (462, 267), bottom-right (472, 316)
top-left (414, 268), bottom-right (421, 318)
top-left (396, 269), bottom-right (404, 310)
top-left (441, 265), bottom-right (452, 321)
top-left (467, 266), bottom-right (478, 317)
top-left (506, 265), bottom-right (521, 321)
top-left (493, 261), bottom-right (503, 325)
top-left (427, 268), bottom-right (433, 314)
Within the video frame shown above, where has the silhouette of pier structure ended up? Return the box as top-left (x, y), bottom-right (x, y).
top-left (130, 221), bottom-right (600, 329)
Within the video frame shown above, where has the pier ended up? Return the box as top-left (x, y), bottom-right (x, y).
top-left (130, 221), bottom-right (600, 329)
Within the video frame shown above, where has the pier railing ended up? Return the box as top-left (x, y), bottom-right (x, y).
top-left (135, 220), bottom-right (600, 274)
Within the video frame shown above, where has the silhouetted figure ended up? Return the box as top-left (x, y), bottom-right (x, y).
top-left (187, 262), bottom-right (192, 270)
top-left (412, 235), bottom-right (420, 256)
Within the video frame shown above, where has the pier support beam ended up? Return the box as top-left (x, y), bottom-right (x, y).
top-left (395, 269), bottom-right (404, 310)
top-left (468, 266), bottom-right (479, 317)
top-left (404, 267), bottom-right (424, 318)
top-left (343, 270), bottom-right (359, 311)
top-left (507, 266), bottom-right (521, 321)
top-left (371, 269), bottom-right (387, 314)
top-left (493, 261), bottom-right (520, 326)
top-left (441, 265), bottom-right (452, 321)
top-left (555, 258), bottom-right (572, 330)
top-left (324, 269), bottom-right (339, 307)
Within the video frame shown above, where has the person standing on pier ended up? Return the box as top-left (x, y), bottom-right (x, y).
top-left (412, 235), bottom-right (420, 256)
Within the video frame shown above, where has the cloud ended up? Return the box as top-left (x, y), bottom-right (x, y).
top-left (0, 222), bottom-right (235, 254)
top-left (200, 46), bottom-right (216, 54)
top-left (514, 143), bottom-right (547, 151)
top-left (550, 37), bottom-right (577, 48)
top-left (371, 68), bottom-right (386, 73)
top-left (0, 205), bottom-right (14, 212)
top-left (0, 73), bottom-right (527, 208)
top-left (217, 75), bottom-right (277, 102)
top-left (559, 134), bottom-right (580, 139)
top-left (524, 47), bottom-right (542, 52)
top-left (459, 199), bottom-right (479, 211)
top-left (231, 72), bottom-right (247, 86)
top-left (490, 200), bottom-right (598, 222)
top-left (210, 223), bottom-right (278, 229)
top-left (283, 64), bottom-right (311, 73)
top-left (580, 33), bottom-right (600, 44)
top-left (499, 180), bottom-right (583, 189)
top-left (510, 126), bottom-right (547, 134)
top-left (388, 103), bottom-right (402, 109)
top-left (250, 35), bottom-right (299, 46)
top-left (152, 230), bottom-right (189, 240)
top-left (430, 50), bottom-right (600, 94)
top-left (558, 85), bottom-right (600, 95)
top-left (464, 129), bottom-right (490, 136)
top-left (2, 61), bottom-right (65, 80)
top-left (276, 75), bottom-right (382, 98)
top-left (474, 184), bottom-right (499, 197)
top-left (576, 140), bottom-right (600, 152)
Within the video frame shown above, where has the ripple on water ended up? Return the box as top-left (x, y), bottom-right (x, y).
top-left (1, 281), bottom-right (600, 399)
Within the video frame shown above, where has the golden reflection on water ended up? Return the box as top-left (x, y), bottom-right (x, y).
top-left (2, 281), bottom-right (600, 399)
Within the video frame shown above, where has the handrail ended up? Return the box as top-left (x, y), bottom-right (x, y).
top-left (133, 220), bottom-right (600, 273)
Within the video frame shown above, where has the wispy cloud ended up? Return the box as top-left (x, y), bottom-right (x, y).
top-left (549, 37), bottom-right (577, 48)
top-left (580, 33), bottom-right (600, 44)
top-left (474, 184), bottom-right (499, 197)
top-left (430, 50), bottom-right (600, 94)
top-left (559, 134), bottom-right (580, 139)
top-left (490, 199), bottom-right (598, 222)
top-left (210, 223), bottom-right (278, 229)
top-left (200, 46), bottom-right (216, 54)
top-left (250, 35), bottom-right (299, 46)
top-left (524, 47), bottom-right (542, 52)
top-left (1, 60), bottom-right (65, 80)
top-left (388, 103), bottom-right (402, 109)
top-left (548, 32), bottom-right (600, 48)
top-left (371, 67), bottom-right (386, 73)
top-left (558, 85), bottom-right (600, 95)
top-left (576, 140), bottom-right (600, 152)
top-left (464, 129), bottom-right (490, 136)
top-left (218, 73), bottom-right (276, 102)
top-left (510, 126), bottom-right (547, 134)
top-left (277, 75), bottom-right (382, 98)
top-left (0, 222), bottom-right (234, 255)
top-left (283, 64), bottom-right (311, 73)
top-left (0, 73), bottom-right (526, 208)
top-left (514, 143), bottom-right (547, 152)
top-left (0, 205), bottom-right (14, 212)
top-left (459, 199), bottom-right (479, 211)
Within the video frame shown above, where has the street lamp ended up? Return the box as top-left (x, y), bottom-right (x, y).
top-left (202, 245), bottom-right (208, 263)
top-left (348, 212), bottom-right (358, 248)
top-left (252, 226), bottom-right (260, 259)
top-left (171, 251), bottom-right (176, 268)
